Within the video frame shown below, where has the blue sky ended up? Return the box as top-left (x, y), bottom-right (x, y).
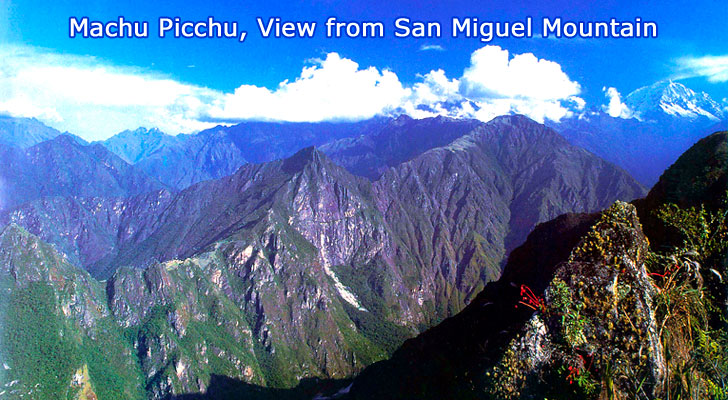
top-left (1, 0), bottom-right (726, 139)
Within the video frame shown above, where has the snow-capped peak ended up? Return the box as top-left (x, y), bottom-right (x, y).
top-left (625, 80), bottom-right (724, 121)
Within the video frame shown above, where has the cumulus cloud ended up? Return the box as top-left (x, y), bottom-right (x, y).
top-left (207, 53), bottom-right (408, 122)
top-left (459, 46), bottom-right (583, 122)
top-left (400, 46), bottom-right (585, 123)
top-left (676, 55), bottom-right (728, 83)
top-left (602, 87), bottom-right (633, 119)
top-left (0, 44), bottom-right (587, 140)
top-left (399, 69), bottom-right (469, 118)
top-left (461, 46), bottom-right (580, 101)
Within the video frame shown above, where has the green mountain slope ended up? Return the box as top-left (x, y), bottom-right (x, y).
top-left (0, 224), bottom-right (144, 400)
top-left (343, 130), bottom-right (728, 399)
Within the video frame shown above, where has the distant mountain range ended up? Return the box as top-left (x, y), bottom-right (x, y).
top-left (552, 80), bottom-right (726, 185)
top-left (100, 127), bottom-right (185, 164)
top-left (0, 114), bottom-right (645, 398)
top-left (94, 81), bottom-right (728, 189)
top-left (98, 120), bottom-right (389, 189)
top-left (2, 80), bottom-right (720, 191)
top-left (0, 115), bottom-right (63, 148)
top-left (320, 115), bottom-right (481, 180)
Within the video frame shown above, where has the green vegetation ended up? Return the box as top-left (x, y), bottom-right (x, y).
top-left (333, 262), bottom-right (413, 354)
top-left (1, 281), bottom-right (80, 399)
top-left (648, 195), bottom-right (728, 399)
top-left (485, 199), bottom-right (728, 400)
top-left (79, 329), bottom-right (146, 400)
top-left (549, 278), bottom-right (588, 348)
top-left (0, 282), bottom-right (143, 399)
top-left (654, 201), bottom-right (727, 261)
top-left (0, 225), bottom-right (145, 399)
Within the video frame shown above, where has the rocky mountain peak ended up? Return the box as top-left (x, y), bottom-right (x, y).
top-left (280, 146), bottom-right (326, 173)
top-left (126, 126), bottom-right (165, 137)
top-left (488, 113), bottom-right (537, 126)
top-left (478, 114), bottom-right (569, 147)
top-left (40, 133), bottom-right (82, 147)
top-left (110, 126), bottom-right (170, 144)
top-left (625, 80), bottom-right (724, 121)
top-left (391, 114), bottom-right (414, 126)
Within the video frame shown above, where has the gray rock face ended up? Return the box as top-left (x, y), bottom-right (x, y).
top-left (3, 190), bottom-right (175, 277)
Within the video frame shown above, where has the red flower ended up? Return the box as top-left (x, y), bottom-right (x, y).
top-left (517, 284), bottom-right (545, 312)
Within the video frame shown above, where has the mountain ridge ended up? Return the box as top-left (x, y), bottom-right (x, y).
top-left (341, 128), bottom-right (728, 399)
top-left (0, 114), bottom-right (63, 148)
top-left (0, 134), bottom-right (168, 212)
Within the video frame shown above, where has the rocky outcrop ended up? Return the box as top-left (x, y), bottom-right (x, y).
top-left (486, 202), bottom-right (665, 399)
top-left (346, 202), bottom-right (664, 399)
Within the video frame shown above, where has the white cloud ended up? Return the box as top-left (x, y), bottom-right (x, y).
top-left (677, 55), bottom-right (728, 83)
top-left (458, 46), bottom-right (583, 123)
top-left (399, 46), bottom-right (586, 124)
top-left (0, 96), bottom-right (63, 123)
top-left (400, 69), bottom-right (469, 118)
top-left (207, 53), bottom-right (409, 122)
top-left (0, 44), bottom-right (586, 140)
top-left (419, 44), bottom-right (445, 52)
top-left (412, 70), bottom-right (461, 104)
top-left (602, 86), bottom-right (633, 119)
top-left (0, 46), bottom-right (217, 138)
